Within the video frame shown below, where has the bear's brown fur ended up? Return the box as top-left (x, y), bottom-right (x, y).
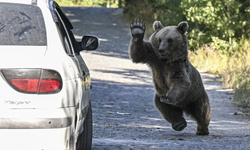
top-left (128, 19), bottom-right (210, 135)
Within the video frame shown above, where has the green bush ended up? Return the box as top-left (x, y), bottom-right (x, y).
top-left (56, 0), bottom-right (122, 7)
top-left (124, 0), bottom-right (250, 51)
top-left (189, 38), bottom-right (250, 107)
top-left (181, 0), bottom-right (250, 51)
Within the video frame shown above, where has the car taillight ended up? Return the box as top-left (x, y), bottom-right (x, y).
top-left (0, 69), bottom-right (62, 94)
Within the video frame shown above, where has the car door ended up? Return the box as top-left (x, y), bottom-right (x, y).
top-left (53, 3), bottom-right (90, 135)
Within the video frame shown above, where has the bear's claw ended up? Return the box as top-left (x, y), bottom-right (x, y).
top-left (160, 95), bottom-right (176, 105)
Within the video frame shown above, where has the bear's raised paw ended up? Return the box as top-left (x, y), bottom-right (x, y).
top-left (130, 18), bottom-right (146, 42)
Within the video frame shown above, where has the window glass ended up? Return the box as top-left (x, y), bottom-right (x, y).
top-left (0, 3), bottom-right (47, 45)
top-left (54, 9), bottom-right (73, 55)
top-left (54, 5), bottom-right (80, 55)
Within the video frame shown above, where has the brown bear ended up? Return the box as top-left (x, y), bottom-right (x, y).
top-left (128, 18), bottom-right (210, 135)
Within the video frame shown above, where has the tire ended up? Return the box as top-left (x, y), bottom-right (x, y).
top-left (76, 103), bottom-right (93, 150)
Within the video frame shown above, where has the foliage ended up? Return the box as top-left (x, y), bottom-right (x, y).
top-left (189, 38), bottom-right (250, 107)
top-left (123, 0), bottom-right (186, 37)
top-left (153, 0), bottom-right (185, 26)
top-left (124, 0), bottom-right (250, 51)
top-left (55, 0), bottom-right (124, 7)
top-left (181, 0), bottom-right (250, 51)
top-left (122, 0), bottom-right (156, 37)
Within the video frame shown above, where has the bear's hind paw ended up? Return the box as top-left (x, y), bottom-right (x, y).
top-left (196, 129), bottom-right (209, 135)
top-left (172, 120), bottom-right (187, 131)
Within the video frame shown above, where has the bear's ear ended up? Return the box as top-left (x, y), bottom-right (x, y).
top-left (177, 21), bottom-right (189, 34)
top-left (153, 21), bottom-right (164, 31)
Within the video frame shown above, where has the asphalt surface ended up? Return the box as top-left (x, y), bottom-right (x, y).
top-left (62, 7), bottom-right (250, 150)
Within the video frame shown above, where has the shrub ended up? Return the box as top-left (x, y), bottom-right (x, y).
top-left (189, 38), bottom-right (250, 107)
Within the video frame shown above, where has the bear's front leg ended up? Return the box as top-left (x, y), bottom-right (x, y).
top-left (160, 79), bottom-right (191, 105)
top-left (130, 18), bottom-right (146, 42)
top-left (129, 18), bottom-right (152, 63)
top-left (154, 94), bottom-right (187, 131)
top-left (160, 95), bottom-right (176, 105)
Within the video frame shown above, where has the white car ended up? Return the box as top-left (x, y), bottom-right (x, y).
top-left (0, 0), bottom-right (99, 149)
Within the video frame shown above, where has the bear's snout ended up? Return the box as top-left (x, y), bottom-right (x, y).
top-left (158, 49), bottom-right (170, 58)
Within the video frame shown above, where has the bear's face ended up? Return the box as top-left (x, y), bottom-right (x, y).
top-left (149, 21), bottom-right (189, 62)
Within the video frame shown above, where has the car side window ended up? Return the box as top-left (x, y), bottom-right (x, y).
top-left (54, 11), bottom-right (73, 55)
top-left (54, 5), bottom-right (80, 56)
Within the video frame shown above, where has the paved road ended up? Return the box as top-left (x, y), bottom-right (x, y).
top-left (62, 7), bottom-right (250, 150)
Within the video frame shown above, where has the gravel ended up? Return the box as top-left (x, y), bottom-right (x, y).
top-left (62, 7), bottom-right (250, 150)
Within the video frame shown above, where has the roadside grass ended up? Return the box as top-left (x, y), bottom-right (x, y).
top-left (189, 39), bottom-right (250, 107)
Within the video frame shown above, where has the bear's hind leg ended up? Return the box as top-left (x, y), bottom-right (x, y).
top-left (154, 94), bottom-right (187, 131)
top-left (186, 100), bottom-right (210, 135)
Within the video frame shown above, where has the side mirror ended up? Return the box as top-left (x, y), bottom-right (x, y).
top-left (80, 35), bottom-right (100, 51)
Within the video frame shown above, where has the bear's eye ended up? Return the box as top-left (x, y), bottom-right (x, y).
top-left (159, 38), bottom-right (162, 43)
top-left (167, 38), bottom-right (173, 44)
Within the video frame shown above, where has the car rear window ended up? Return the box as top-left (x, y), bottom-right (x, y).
top-left (0, 3), bottom-right (47, 45)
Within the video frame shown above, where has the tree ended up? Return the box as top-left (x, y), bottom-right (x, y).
top-left (124, 0), bottom-right (250, 52)
top-left (181, 0), bottom-right (250, 51)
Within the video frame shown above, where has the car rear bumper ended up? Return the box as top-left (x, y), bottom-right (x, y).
top-left (0, 127), bottom-right (72, 150)
top-left (0, 107), bottom-right (76, 150)
top-left (0, 117), bottom-right (72, 129)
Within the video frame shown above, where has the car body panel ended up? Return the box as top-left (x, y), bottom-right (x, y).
top-left (0, 0), bottom-right (32, 5)
top-left (0, 128), bottom-right (70, 150)
top-left (0, 106), bottom-right (76, 149)
top-left (0, 46), bottom-right (47, 68)
top-left (0, 46), bottom-right (79, 108)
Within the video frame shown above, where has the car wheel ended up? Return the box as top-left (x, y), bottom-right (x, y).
top-left (76, 102), bottom-right (92, 150)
